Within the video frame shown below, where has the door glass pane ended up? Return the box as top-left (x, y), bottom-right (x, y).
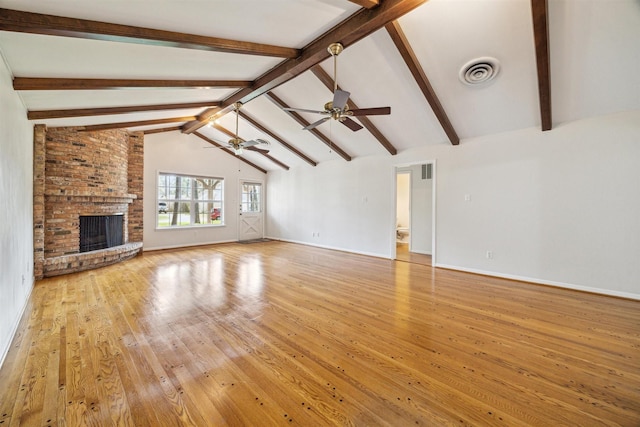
top-left (241, 183), bottom-right (261, 213)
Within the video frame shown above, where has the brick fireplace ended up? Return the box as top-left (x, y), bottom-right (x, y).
top-left (33, 124), bottom-right (143, 279)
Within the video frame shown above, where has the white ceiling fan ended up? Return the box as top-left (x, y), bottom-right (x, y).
top-left (206, 102), bottom-right (270, 155)
top-left (283, 42), bottom-right (391, 132)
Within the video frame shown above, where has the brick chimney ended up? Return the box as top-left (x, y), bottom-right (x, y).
top-left (33, 125), bottom-right (143, 279)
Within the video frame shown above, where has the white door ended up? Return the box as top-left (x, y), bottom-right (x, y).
top-left (238, 181), bottom-right (264, 241)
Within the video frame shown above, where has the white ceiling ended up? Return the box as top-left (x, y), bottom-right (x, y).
top-left (0, 0), bottom-right (638, 172)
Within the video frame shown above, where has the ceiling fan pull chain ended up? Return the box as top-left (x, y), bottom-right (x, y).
top-left (329, 120), bottom-right (333, 154)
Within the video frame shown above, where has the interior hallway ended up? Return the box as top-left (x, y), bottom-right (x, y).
top-left (396, 242), bottom-right (431, 266)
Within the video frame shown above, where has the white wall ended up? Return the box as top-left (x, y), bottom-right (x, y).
top-left (408, 164), bottom-right (432, 255)
top-left (396, 172), bottom-right (410, 230)
top-left (268, 155), bottom-right (394, 257)
top-left (267, 111), bottom-right (640, 299)
top-left (0, 52), bottom-right (34, 367)
top-left (143, 131), bottom-right (266, 250)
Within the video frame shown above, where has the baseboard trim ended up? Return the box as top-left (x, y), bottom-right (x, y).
top-left (267, 237), bottom-right (389, 260)
top-left (0, 278), bottom-right (35, 371)
top-left (409, 249), bottom-right (432, 256)
top-left (143, 239), bottom-right (238, 252)
top-left (435, 263), bottom-right (640, 301)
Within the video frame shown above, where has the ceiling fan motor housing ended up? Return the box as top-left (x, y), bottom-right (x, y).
top-left (327, 42), bottom-right (344, 56)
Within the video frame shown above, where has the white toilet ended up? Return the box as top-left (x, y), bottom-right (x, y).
top-left (396, 226), bottom-right (409, 242)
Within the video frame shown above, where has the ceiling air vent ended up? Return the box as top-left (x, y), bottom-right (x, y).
top-left (459, 57), bottom-right (500, 86)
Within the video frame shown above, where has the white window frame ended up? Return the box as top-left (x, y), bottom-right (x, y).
top-left (156, 172), bottom-right (224, 229)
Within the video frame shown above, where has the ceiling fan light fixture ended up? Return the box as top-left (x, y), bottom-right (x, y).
top-left (204, 103), bottom-right (269, 155)
top-left (459, 57), bottom-right (500, 86)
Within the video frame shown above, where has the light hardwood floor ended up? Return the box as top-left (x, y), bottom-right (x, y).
top-left (396, 243), bottom-right (431, 266)
top-left (1, 242), bottom-right (639, 426)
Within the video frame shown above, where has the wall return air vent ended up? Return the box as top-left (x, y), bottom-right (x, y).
top-left (459, 57), bottom-right (500, 85)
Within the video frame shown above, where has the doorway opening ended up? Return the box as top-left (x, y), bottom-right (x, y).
top-left (393, 162), bottom-right (435, 266)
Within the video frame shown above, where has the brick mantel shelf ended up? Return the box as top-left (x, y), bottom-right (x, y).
top-left (45, 194), bottom-right (138, 204)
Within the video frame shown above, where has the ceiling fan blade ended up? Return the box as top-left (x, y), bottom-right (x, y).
top-left (332, 89), bottom-right (350, 111)
top-left (203, 139), bottom-right (231, 148)
top-left (340, 117), bottom-right (364, 132)
top-left (241, 138), bottom-right (270, 148)
top-left (245, 146), bottom-right (270, 154)
top-left (303, 117), bottom-right (330, 131)
top-left (349, 106), bottom-right (391, 116)
top-left (283, 107), bottom-right (328, 115)
top-left (241, 139), bottom-right (260, 147)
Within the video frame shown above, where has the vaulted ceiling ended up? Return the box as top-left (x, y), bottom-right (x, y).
top-left (1, 0), bottom-right (638, 172)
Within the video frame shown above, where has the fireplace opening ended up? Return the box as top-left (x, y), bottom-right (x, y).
top-left (79, 214), bottom-right (124, 253)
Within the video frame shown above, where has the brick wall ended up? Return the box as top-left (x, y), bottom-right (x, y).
top-left (33, 126), bottom-right (144, 279)
top-left (45, 128), bottom-right (130, 197)
top-left (33, 125), bottom-right (46, 280)
top-left (127, 132), bottom-right (144, 243)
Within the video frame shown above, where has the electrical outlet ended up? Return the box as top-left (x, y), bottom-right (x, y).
top-left (464, 194), bottom-right (471, 202)
top-left (486, 251), bottom-right (493, 259)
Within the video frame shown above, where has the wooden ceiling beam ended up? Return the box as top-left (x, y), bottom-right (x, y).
top-left (14, 78), bottom-right (249, 90)
top-left (212, 123), bottom-right (290, 170)
top-left (193, 132), bottom-right (267, 174)
top-left (181, 106), bottom-right (228, 134)
top-left (0, 8), bottom-right (299, 58)
top-left (28, 101), bottom-right (220, 120)
top-left (385, 20), bottom-right (459, 146)
top-left (348, 0), bottom-right (381, 9)
top-left (240, 0), bottom-right (427, 104)
top-left (64, 116), bottom-right (196, 132)
top-left (265, 92), bottom-right (352, 162)
top-left (239, 111), bottom-right (318, 167)
top-left (143, 126), bottom-right (182, 135)
top-left (531, 0), bottom-right (552, 131)
top-left (182, 0), bottom-right (427, 134)
top-left (311, 65), bottom-right (397, 155)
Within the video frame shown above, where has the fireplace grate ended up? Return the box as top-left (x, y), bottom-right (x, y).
top-left (79, 215), bottom-right (123, 252)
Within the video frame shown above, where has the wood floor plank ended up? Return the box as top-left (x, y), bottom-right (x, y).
top-left (1, 242), bottom-right (639, 426)
top-left (101, 276), bottom-right (206, 427)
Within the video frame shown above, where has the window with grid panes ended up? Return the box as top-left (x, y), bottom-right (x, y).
top-left (241, 182), bottom-right (262, 213)
top-left (157, 173), bottom-right (223, 228)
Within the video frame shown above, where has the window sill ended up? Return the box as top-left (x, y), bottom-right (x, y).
top-left (155, 224), bottom-right (226, 231)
